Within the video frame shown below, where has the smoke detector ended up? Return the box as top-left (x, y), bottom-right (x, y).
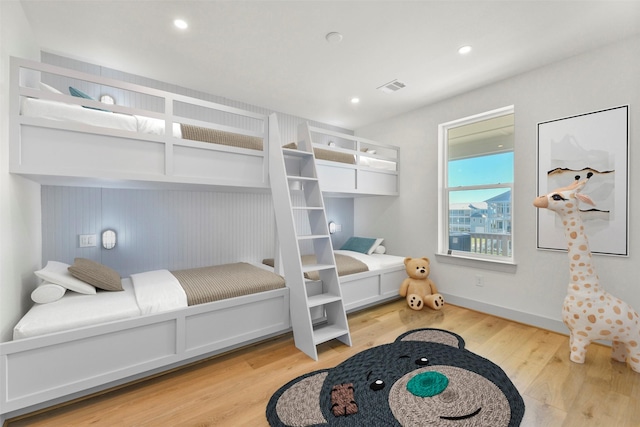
top-left (377, 79), bottom-right (406, 93)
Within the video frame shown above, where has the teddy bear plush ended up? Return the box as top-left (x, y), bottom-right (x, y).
top-left (399, 257), bottom-right (444, 311)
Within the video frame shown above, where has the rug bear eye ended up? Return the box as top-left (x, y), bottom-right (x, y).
top-left (370, 379), bottom-right (385, 391)
top-left (415, 357), bottom-right (429, 366)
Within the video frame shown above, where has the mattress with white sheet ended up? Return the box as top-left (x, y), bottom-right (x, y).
top-left (13, 278), bottom-right (143, 340)
top-left (21, 97), bottom-right (183, 137)
top-left (13, 262), bottom-right (284, 340)
top-left (358, 156), bottom-right (397, 171)
top-left (333, 250), bottom-right (405, 270)
top-left (21, 98), bottom-right (137, 131)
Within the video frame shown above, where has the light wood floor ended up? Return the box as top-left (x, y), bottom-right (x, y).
top-left (7, 299), bottom-right (640, 427)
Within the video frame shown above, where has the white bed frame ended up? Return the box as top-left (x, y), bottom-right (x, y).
top-left (341, 266), bottom-right (406, 312)
top-left (308, 126), bottom-right (399, 197)
top-left (10, 57), bottom-right (273, 192)
top-left (9, 57), bottom-right (399, 195)
top-left (0, 266), bottom-right (404, 421)
top-left (0, 288), bottom-right (290, 420)
top-left (1, 57), bottom-right (403, 422)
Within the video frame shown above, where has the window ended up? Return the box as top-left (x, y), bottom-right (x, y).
top-left (438, 106), bottom-right (514, 263)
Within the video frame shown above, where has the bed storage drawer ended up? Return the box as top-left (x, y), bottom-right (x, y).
top-left (341, 275), bottom-right (379, 311)
top-left (2, 318), bottom-right (178, 413)
top-left (184, 288), bottom-right (290, 353)
top-left (172, 145), bottom-right (267, 186)
top-left (358, 169), bottom-right (398, 195)
top-left (340, 267), bottom-right (405, 312)
top-left (316, 163), bottom-right (356, 192)
top-left (380, 268), bottom-right (405, 296)
top-left (19, 125), bottom-right (165, 178)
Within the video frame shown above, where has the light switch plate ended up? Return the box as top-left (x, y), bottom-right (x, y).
top-left (79, 234), bottom-right (97, 248)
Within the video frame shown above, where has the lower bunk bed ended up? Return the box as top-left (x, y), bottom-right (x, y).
top-left (0, 252), bottom-right (405, 421)
top-left (1, 261), bottom-right (290, 421)
top-left (263, 249), bottom-right (406, 312)
top-left (333, 250), bottom-right (406, 312)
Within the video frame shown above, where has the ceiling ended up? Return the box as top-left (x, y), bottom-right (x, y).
top-left (18, 0), bottom-right (640, 130)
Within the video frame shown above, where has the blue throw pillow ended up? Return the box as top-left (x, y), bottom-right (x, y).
top-left (340, 237), bottom-right (377, 254)
top-left (69, 86), bottom-right (110, 111)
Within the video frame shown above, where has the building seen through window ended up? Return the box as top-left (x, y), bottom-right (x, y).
top-left (438, 107), bottom-right (514, 261)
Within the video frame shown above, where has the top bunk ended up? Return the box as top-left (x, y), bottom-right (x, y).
top-left (10, 57), bottom-right (273, 191)
top-left (286, 125), bottom-right (399, 197)
top-left (9, 57), bottom-right (399, 196)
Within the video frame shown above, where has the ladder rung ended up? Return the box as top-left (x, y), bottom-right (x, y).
top-left (301, 263), bottom-right (334, 273)
top-left (291, 206), bottom-right (323, 211)
top-left (307, 293), bottom-right (342, 308)
top-left (313, 324), bottom-right (350, 345)
top-left (297, 234), bottom-right (330, 241)
top-left (286, 175), bottom-right (317, 182)
top-left (283, 148), bottom-right (313, 157)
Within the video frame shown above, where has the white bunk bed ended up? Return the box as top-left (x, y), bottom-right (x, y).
top-left (9, 57), bottom-right (399, 195)
top-left (1, 57), bottom-right (403, 422)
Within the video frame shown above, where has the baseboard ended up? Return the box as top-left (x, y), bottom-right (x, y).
top-left (441, 293), bottom-right (569, 336)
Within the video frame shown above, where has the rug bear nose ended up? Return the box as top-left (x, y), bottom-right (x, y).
top-left (406, 371), bottom-right (449, 398)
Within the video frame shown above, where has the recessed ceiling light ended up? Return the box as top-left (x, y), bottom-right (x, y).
top-left (351, 97), bottom-right (360, 104)
top-left (326, 32), bottom-right (343, 44)
top-left (458, 45), bottom-right (472, 55)
top-left (174, 19), bottom-right (188, 30)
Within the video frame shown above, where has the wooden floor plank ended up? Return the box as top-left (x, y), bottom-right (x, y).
top-left (7, 299), bottom-right (640, 426)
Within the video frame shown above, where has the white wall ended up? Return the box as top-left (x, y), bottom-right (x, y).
top-left (0, 2), bottom-right (42, 342)
top-left (355, 35), bottom-right (640, 334)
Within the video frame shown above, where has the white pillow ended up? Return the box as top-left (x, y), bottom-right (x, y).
top-left (31, 282), bottom-right (67, 304)
top-left (34, 261), bottom-right (96, 294)
top-left (374, 245), bottom-right (386, 254)
top-left (367, 238), bottom-right (384, 255)
top-left (39, 82), bottom-right (63, 94)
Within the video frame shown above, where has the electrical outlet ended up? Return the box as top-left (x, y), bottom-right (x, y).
top-left (79, 234), bottom-right (97, 248)
top-left (475, 274), bottom-right (484, 287)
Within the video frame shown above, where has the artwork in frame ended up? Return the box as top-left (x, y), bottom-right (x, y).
top-left (536, 105), bottom-right (629, 256)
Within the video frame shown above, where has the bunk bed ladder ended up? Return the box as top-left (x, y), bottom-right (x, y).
top-left (269, 118), bottom-right (352, 360)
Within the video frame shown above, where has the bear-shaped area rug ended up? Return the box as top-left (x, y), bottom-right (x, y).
top-left (266, 328), bottom-right (524, 426)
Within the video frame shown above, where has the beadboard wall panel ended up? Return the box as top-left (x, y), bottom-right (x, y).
top-left (42, 187), bottom-right (278, 277)
top-left (41, 186), bottom-right (102, 263)
top-left (41, 188), bottom-right (353, 278)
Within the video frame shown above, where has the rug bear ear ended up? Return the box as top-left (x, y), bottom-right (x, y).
top-left (270, 371), bottom-right (329, 425)
top-left (397, 328), bottom-right (465, 349)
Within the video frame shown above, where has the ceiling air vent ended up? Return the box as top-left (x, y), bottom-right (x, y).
top-left (377, 79), bottom-right (406, 94)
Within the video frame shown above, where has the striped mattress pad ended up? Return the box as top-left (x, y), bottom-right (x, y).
top-left (170, 262), bottom-right (285, 306)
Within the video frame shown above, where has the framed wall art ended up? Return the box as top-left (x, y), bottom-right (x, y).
top-left (536, 105), bottom-right (629, 256)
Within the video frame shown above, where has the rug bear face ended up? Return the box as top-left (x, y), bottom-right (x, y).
top-left (267, 328), bottom-right (524, 427)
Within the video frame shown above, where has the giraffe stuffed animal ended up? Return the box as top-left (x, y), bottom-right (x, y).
top-left (533, 174), bottom-right (640, 372)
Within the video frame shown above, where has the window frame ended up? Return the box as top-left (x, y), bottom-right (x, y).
top-left (437, 105), bottom-right (515, 265)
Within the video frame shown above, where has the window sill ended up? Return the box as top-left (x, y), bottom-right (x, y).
top-left (434, 252), bottom-right (517, 273)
